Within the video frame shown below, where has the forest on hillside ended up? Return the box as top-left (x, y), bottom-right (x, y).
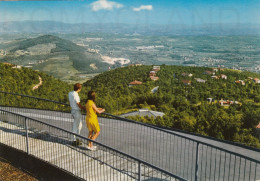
top-left (0, 63), bottom-right (72, 101)
top-left (83, 65), bottom-right (260, 148)
top-left (0, 63), bottom-right (259, 148)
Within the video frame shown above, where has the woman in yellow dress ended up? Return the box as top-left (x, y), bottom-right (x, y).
top-left (85, 91), bottom-right (105, 151)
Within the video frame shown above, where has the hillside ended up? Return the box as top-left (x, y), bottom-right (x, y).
top-left (83, 65), bottom-right (260, 148)
top-left (0, 63), bottom-right (72, 102)
top-left (9, 35), bottom-right (85, 53)
top-left (0, 35), bottom-right (109, 82)
top-left (0, 63), bottom-right (259, 148)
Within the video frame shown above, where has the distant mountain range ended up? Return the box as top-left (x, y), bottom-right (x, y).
top-left (0, 21), bottom-right (260, 35)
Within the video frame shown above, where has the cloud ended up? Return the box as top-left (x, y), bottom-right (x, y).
top-left (133, 5), bottom-right (153, 12)
top-left (90, 0), bottom-right (123, 11)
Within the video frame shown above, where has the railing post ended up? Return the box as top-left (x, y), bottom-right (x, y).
top-left (195, 142), bottom-right (199, 181)
top-left (25, 118), bottom-right (30, 155)
top-left (138, 161), bottom-right (141, 181)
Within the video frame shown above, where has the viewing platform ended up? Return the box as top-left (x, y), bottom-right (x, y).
top-left (0, 91), bottom-right (259, 181)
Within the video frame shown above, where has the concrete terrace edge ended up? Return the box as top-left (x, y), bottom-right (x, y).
top-left (0, 142), bottom-right (83, 181)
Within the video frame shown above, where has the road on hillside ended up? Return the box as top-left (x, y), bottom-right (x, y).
top-left (1, 107), bottom-right (259, 181)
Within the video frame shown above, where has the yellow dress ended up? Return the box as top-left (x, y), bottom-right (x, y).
top-left (86, 100), bottom-right (100, 133)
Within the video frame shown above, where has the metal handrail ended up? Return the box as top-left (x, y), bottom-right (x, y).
top-left (0, 109), bottom-right (186, 181)
top-left (103, 113), bottom-right (260, 163)
top-left (1, 91), bottom-right (260, 180)
top-left (0, 91), bottom-right (70, 106)
top-left (103, 112), bottom-right (260, 152)
top-left (1, 90), bottom-right (259, 152)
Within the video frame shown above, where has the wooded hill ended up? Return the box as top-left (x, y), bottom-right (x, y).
top-left (0, 63), bottom-right (71, 102)
top-left (0, 63), bottom-right (259, 148)
top-left (83, 65), bottom-right (260, 148)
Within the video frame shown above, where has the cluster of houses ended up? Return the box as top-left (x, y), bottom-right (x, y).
top-left (253, 78), bottom-right (260, 83)
top-left (180, 72), bottom-right (192, 85)
top-left (207, 98), bottom-right (240, 106)
top-left (194, 78), bottom-right (206, 83)
top-left (128, 66), bottom-right (160, 87)
top-left (180, 68), bottom-right (259, 86)
top-left (235, 80), bottom-right (245, 86)
top-left (248, 77), bottom-right (260, 84)
top-left (219, 99), bottom-right (239, 106)
top-left (128, 80), bottom-right (143, 87)
top-left (235, 77), bottom-right (260, 85)
top-left (181, 71), bottom-right (208, 85)
top-left (203, 70), bottom-right (228, 80)
top-left (211, 74), bottom-right (228, 80)
top-left (181, 69), bottom-right (228, 86)
top-left (149, 66), bottom-right (160, 81)
top-left (128, 63), bottom-right (142, 67)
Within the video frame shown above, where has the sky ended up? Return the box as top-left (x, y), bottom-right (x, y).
top-left (0, 0), bottom-right (259, 25)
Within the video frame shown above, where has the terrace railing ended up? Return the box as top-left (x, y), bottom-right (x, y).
top-left (0, 109), bottom-right (183, 180)
top-left (0, 91), bottom-right (259, 180)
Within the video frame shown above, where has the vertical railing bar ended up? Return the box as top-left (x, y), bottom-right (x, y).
top-left (138, 161), bottom-right (141, 181)
top-left (183, 138), bottom-right (186, 178)
top-left (209, 147), bottom-right (213, 180)
top-left (180, 137), bottom-right (183, 176)
top-left (166, 132), bottom-right (169, 172)
top-left (176, 133), bottom-right (179, 174)
top-left (162, 130), bottom-right (165, 170)
top-left (174, 135), bottom-right (177, 174)
top-left (232, 155), bottom-right (236, 181)
top-left (25, 117), bottom-right (29, 155)
top-left (200, 145), bottom-right (203, 180)
top-left (159, 129), bottom-right (161, 171)
top-left (218, 150), bottom-right (222, 180)
top-left (150, 123), bottom-right (153, 166)
top-left (195, 142), bottom-right (199, 181)
top-left (254, 162), bottom-right (257, 181)
top-left (228, 153), bottom-right (231, 181)
top-left (185, 139), bottom-right (188, 178)
top-left (204, 145), bottom-right (208, 181)
top-left (223, 152), bottom-right (227, 180)
top-left (243, 159), bottom-right (246, 181)
top-left (214, 148), bottom-right (217, 181)
top-left (191, 141), bottom-right (195, 181)
top-left (249, 161), bottom-right (252, 181)
top-left (169, 132), bottom-right (172, 174)
top-left (238, 156), bottom-right (241, 180)
top-left (187, 139), bottom-right (191, 181)
top-left (110, 148), bottom-right (112, 181)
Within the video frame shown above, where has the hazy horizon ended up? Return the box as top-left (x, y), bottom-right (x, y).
top-left (0, 0), bottom-right (259, 25)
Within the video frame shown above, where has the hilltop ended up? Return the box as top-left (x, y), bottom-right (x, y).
top-left (0, 35), bottom-right (109, 82)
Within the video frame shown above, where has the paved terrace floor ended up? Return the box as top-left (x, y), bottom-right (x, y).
top-left (1, 107), bottom-right (260, 181)
top-left (0, 120), bottom-right (176, 181)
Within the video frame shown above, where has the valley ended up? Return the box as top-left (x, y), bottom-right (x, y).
top-left (0, 33), bottom-right (259, 83)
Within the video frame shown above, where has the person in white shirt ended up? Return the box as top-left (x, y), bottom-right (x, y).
top-left (68, 83), bottom-right (85, 146)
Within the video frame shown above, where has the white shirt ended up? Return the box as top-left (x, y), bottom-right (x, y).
top-left (68, 91), bottom-right (80, 110)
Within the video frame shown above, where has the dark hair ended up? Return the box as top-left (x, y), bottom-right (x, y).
top-left (74, 83), bottom-right (82, 91)
top-left (87, 91), bottom-right (96, 102)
